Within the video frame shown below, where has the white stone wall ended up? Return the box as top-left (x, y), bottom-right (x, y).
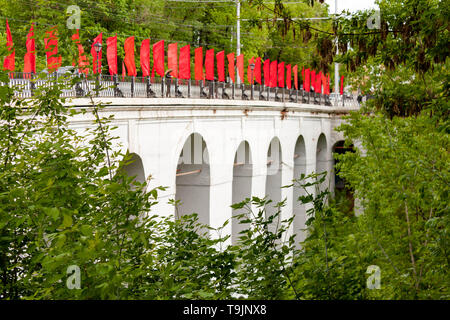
top-left (65, 98), bottom-right (355, 245)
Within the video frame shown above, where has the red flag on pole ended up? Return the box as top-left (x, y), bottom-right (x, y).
top-left (316, 71), bottom-right (323, 94)
top-left (24, 23), bottom-right (35, 74)
top-left (216, 50), bottom-right (225, 82)
top-left (124, 36), bottom-right (136, 76)
top-left (254, 57), bottom-right (261, 85)
top-left (91, 33), bottom-right (102, 74)
top-left (71, 29), bottom-right (89, 75)
top-left (106, 36), bottom-right (117, 76)
top-left (310, 70), bottom-right (316, 92)
top-left (236, 54), bottom-right (244, 84)
top-left (168, 43), bottom-right (178, 78)
top-left (3, 19), bottom-right (15, 72)
top-left (277, 62), bottom-right (284, 88)
top-left (247, 56), bottom-right (254, 84)
top-left (194, 47), bottom-right (203, 81)
top-left (153, 40), bottom-right (165, 77)
top-left (205, 48), bottom-right (214, 81)
top-left (304, 68), bottom-right (310, 92)
top-left (263, 59), bottom-right (270, 86)
top-left (340, 75), bottom-right (344, 95)
top-left (293, 65), bottom-right (298, 90)
top-left (269, 60), bottom-right (277, 88)
top-left (140, 39), bottom-right (150, 77)
top-left (178, 44), bottom-right (190, 80)
top-left (227, 52), bottom-right (235, 83)
top-left (286, 64), bottom-right (291, 89)
top-left (44, 27), bottom-right (61, 73)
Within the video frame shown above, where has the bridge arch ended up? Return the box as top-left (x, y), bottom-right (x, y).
top-left (231, 140), bottom-right (253, 244)
top-left (265, 137), bottom-right (283, 232)
top-left (316, 133), bottom-right (328, 191)
top-left (293, 135), bottom-right (307, 243)
top-left (332, 140), bottom-right (355, 213)
top-left (119, 152), bottom-right (146, 187)
top-left (175, 133), bottom-right (211, 226)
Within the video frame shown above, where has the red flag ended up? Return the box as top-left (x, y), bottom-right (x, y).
top-left (269, 60), bottom-right (277, 88)
top-left (91, 33), bottom-right (102, 74)
top-left (321, 72), bottom-right (327, 94)
top-left (247, 57), bottom-right (255, 84)
top-left (304, 68), bottom-right (310, 92)
top-left (277, 62), bottom-right (285, 88)
top-left (153, 40), bottom-right (165, 77)
top-left (3, 19), bottom-right (15, 72)
top-left (286, 64), bottom-right (291, 89)
top-left (168, 43), bottom-right (178, 78)
top-left (24, 23), bottom-right (35, 74)
top-left (301, 67), bottom-right (305, 89)
top-left (205, 48), bottom-right (214, 81)
top-left (263, 59), bottom-right (270, 86)
top-left (293, 65), bottom-right (298, 90)
top-left (124, 36), bottom-right (136, 76)
top-left (340, 75), bottom-right (344, 95)
top-left (236, 54), bottom-right (244, 84)
top-left (179, 44), bottom-right (191, 80)
top-left (140, 39), bottom-right (150, 77)
top-left (106, 36), bottom-right (117, 76)
top-left (44, 27), bottom-right (61, 73)
top-left (227, 52), bottom-right (235, 83)
top-left (254, 57), bottom-right (261, 85)
top-left (316, 71), bottom-right (323, 94)
top-left (216, 50), bottom-right (225, 82)
top-left (311, 70), bottom-right (316, 92)
top-left (194, 47), bottom-right (203, 81)
top-left (71, 30), bottom-right (89, 75)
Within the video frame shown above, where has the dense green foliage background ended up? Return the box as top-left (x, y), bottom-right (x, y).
top-left (0, 0), bottom-right (449, 300)
top-left (0, 0), bottom-right (331, 81)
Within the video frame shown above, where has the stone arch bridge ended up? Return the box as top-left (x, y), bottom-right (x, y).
top-left (65, 97), bottom-right (357, 244)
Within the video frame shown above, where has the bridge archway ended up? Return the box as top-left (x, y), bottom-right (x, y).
top-left (333, 141), bottom-right (355, 213)
top-left (231, 141), bottom-right (253, 244)
top-left (120, 152), bottom-right (146, 188)
top-left (265, 137), bottom-right (282, 232)
top-left (316, 133), bottom-right (328, 191)
top-left (175, 133), bottom-right (210, 226)
top-left (293, 135), bottom-right (307, 243)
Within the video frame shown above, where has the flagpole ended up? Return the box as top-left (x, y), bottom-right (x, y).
top-left (236, 0), bottom-right (241, 84)
top-left (334, 0), bottom-right (340, 106)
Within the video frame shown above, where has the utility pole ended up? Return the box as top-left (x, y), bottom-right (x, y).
top-left (236, 0), bottom-right (241, 84)
top-left (334, 0), bottom-right (339, 106)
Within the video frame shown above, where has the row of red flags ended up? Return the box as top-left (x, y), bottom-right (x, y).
top-left (3, 21), bottom-right (345, 94)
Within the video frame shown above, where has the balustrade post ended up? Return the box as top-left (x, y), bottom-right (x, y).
top-left (188, 79), bottom-right (191, 98)
top-left (232, 81), bottom-right (235, 99)
top-left (114, 74), bottom-right (119, 97)
top-left (30, 72), bottom-right (35, 97)
top-left (146, 76), bottom-right (151, 98)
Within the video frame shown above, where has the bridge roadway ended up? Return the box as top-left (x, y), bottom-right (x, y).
top-left (65, 97), bottom-right (358, 245)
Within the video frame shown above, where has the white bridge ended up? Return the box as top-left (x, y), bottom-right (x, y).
top-left (65, 96), bottom-right (357, 244)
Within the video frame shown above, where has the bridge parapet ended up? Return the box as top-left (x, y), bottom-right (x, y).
top-left (7, 72), bottom-right (360, 108)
